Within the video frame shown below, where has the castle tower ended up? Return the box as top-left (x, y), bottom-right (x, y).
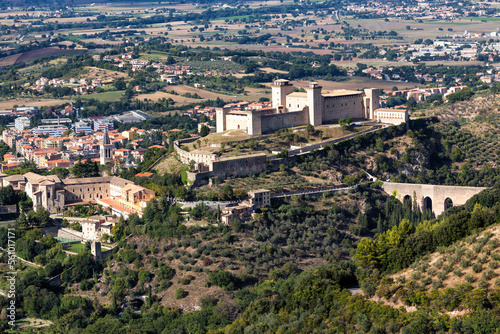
top-left (216, 106), bottom-right (230, 133)
top-left (91, 241), bottom-right (103, 262)
top-left (307, 82), bottom-right (323, 126)
top-left (363, 88), bottom-right (380, 120)
top-left (271, 79), bottom-right (293, 110)
top-left (100, 128), bottom-right (113, 165)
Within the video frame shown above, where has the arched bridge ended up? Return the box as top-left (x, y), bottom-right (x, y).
top-left (381, 182), bottom-right (487, 216)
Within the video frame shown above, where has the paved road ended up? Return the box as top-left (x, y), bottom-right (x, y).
top-left (173, 186), bottom-right (355, 208)
top-left (271, 186), bottom-right (354, 198)
top-left (0, 220), bottom-right (16, 227)
top-left (173, 199), bottom-right (240, 209)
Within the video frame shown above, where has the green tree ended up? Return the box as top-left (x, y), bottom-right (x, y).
top-left (72, 158), bottom-right (99, 178)
top-left (0, 185), bottom-right (18, 205)
top-left (306, 124), bottom-right (315, 135)
top-left (200, 125), bottom-right (210, 137)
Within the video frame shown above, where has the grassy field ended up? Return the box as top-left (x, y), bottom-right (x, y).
top-left (80, 90), bottom-right (124, 101)
top-left (64, 243), bottom-right (110, 253)
top-left (65, 243), bottom-right (86, 253)
top-left (139, 52), bottom-right (175, 61)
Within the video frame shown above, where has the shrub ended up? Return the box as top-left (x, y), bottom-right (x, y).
top-left (453, 269), bottom-right (463, 277)
top-left (175, 288), bottom-right (188, 299)
top-left (488, 239), bottom-right (499, 249)
top-left (437, 271), bottom-right (447, 281)
top-left (420, 277), bottom-right (431, 288)
top-left (478, 255), bottom-right (489, 264)
top-left (489, 261), bottom-right (499, 269)
top-left (483, 269), bottom-right (496, 280)
top-left (465, 251), bottom-right (475, 260)
top-left (460, 259), bottom-right (471, 269)
top-left (478, 278), bottom-right (489, 289)
top-left (80, 280), bottom-right (94, 291)
top-left (472, 263), bottom-right (483, 273)
top-left (157, 265), bottom-right (176, 280)
top-left (432, 279), bottom-right (443, 289)
top-left (160, 279), bottom-right (172, 291)
top-left (208, 270), bottom-right (238, 290)
top-left (465, 274), bottom-right (475, 283)
top-left (180, 275), bottom-right (194, 285)
top-left (396, 276), bottom-right (406, 284)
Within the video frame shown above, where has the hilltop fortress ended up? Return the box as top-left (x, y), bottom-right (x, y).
top-left (216, 80), bottom-right (405, 135)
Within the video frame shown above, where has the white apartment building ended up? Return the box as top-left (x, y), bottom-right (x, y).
top-left (32, 125), bottom-right (68, 138)
top-left (15, 117), bottom-right (31, 132)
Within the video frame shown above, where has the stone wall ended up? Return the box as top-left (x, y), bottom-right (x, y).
top-left (210, 154), bottom-right (268, 179)
top-left (57, 227), bottom-right (83, 241)
top-left (323, 94), bottom-right (364, 121)
top-left (286, 95), bottom-right (308, 112)
top-left (174, 140), bottom-right (216, 165)
top-left (261, 110), bottom-right (309, 134)
top-left (225, 113), bottom-right (249, 132)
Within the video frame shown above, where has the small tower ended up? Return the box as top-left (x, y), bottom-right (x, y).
top-left (91, 241), bottom-right (103, 262)
top-left (363, 88), bottom-right (380, 120)
top-left (100, 128), bottom-right (113, 165)
top-left (271, 79), bottom-right (293, 110)
top-left (307, 82), bottom-right (323, 126)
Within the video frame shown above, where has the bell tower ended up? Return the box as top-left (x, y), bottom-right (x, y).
top-left (100, 128), bottom-right (113, 165)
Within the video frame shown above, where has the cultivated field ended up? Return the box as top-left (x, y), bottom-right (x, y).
top-left (0, 53), bottom-right (21, 68)
top-left (0, 98), bottom-right (71, 110)
top-left (15, 48), bottom-right (85, 64)
top-left (84, 66), bottom-right (129, 81)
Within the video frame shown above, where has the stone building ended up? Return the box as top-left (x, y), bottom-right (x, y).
top-left (217, 79), bottom-right (381, 135)
top-left (248, 189), bottom-right (271, 209)
top-left (374, 108), bottom-right (409, 126)
top-left (1, 172), bottom-right (155, 217)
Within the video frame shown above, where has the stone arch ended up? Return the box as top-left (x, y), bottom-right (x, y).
top-left (444, 197), bottom-right (453, 211)
top-left (423, 196), bottom-right (432, 213)
top-left (403, 194), bottom-right (412, 211)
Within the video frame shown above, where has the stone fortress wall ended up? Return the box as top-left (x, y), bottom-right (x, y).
top-left (323, 94), bottom-right (364, 121)
top-left (260, 110), bottom-right (309, 133)
top-left (174, 138), bottom-right (268, 184)
top-left (210, 154), bottom-right (267, 179)
top-left (217, 80), bottom-right (385, 135)
top-left (174, 138), bottom-right (216, 166)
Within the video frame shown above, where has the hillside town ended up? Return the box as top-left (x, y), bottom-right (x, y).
top-left (1, 108), bottom-right (162, 171)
